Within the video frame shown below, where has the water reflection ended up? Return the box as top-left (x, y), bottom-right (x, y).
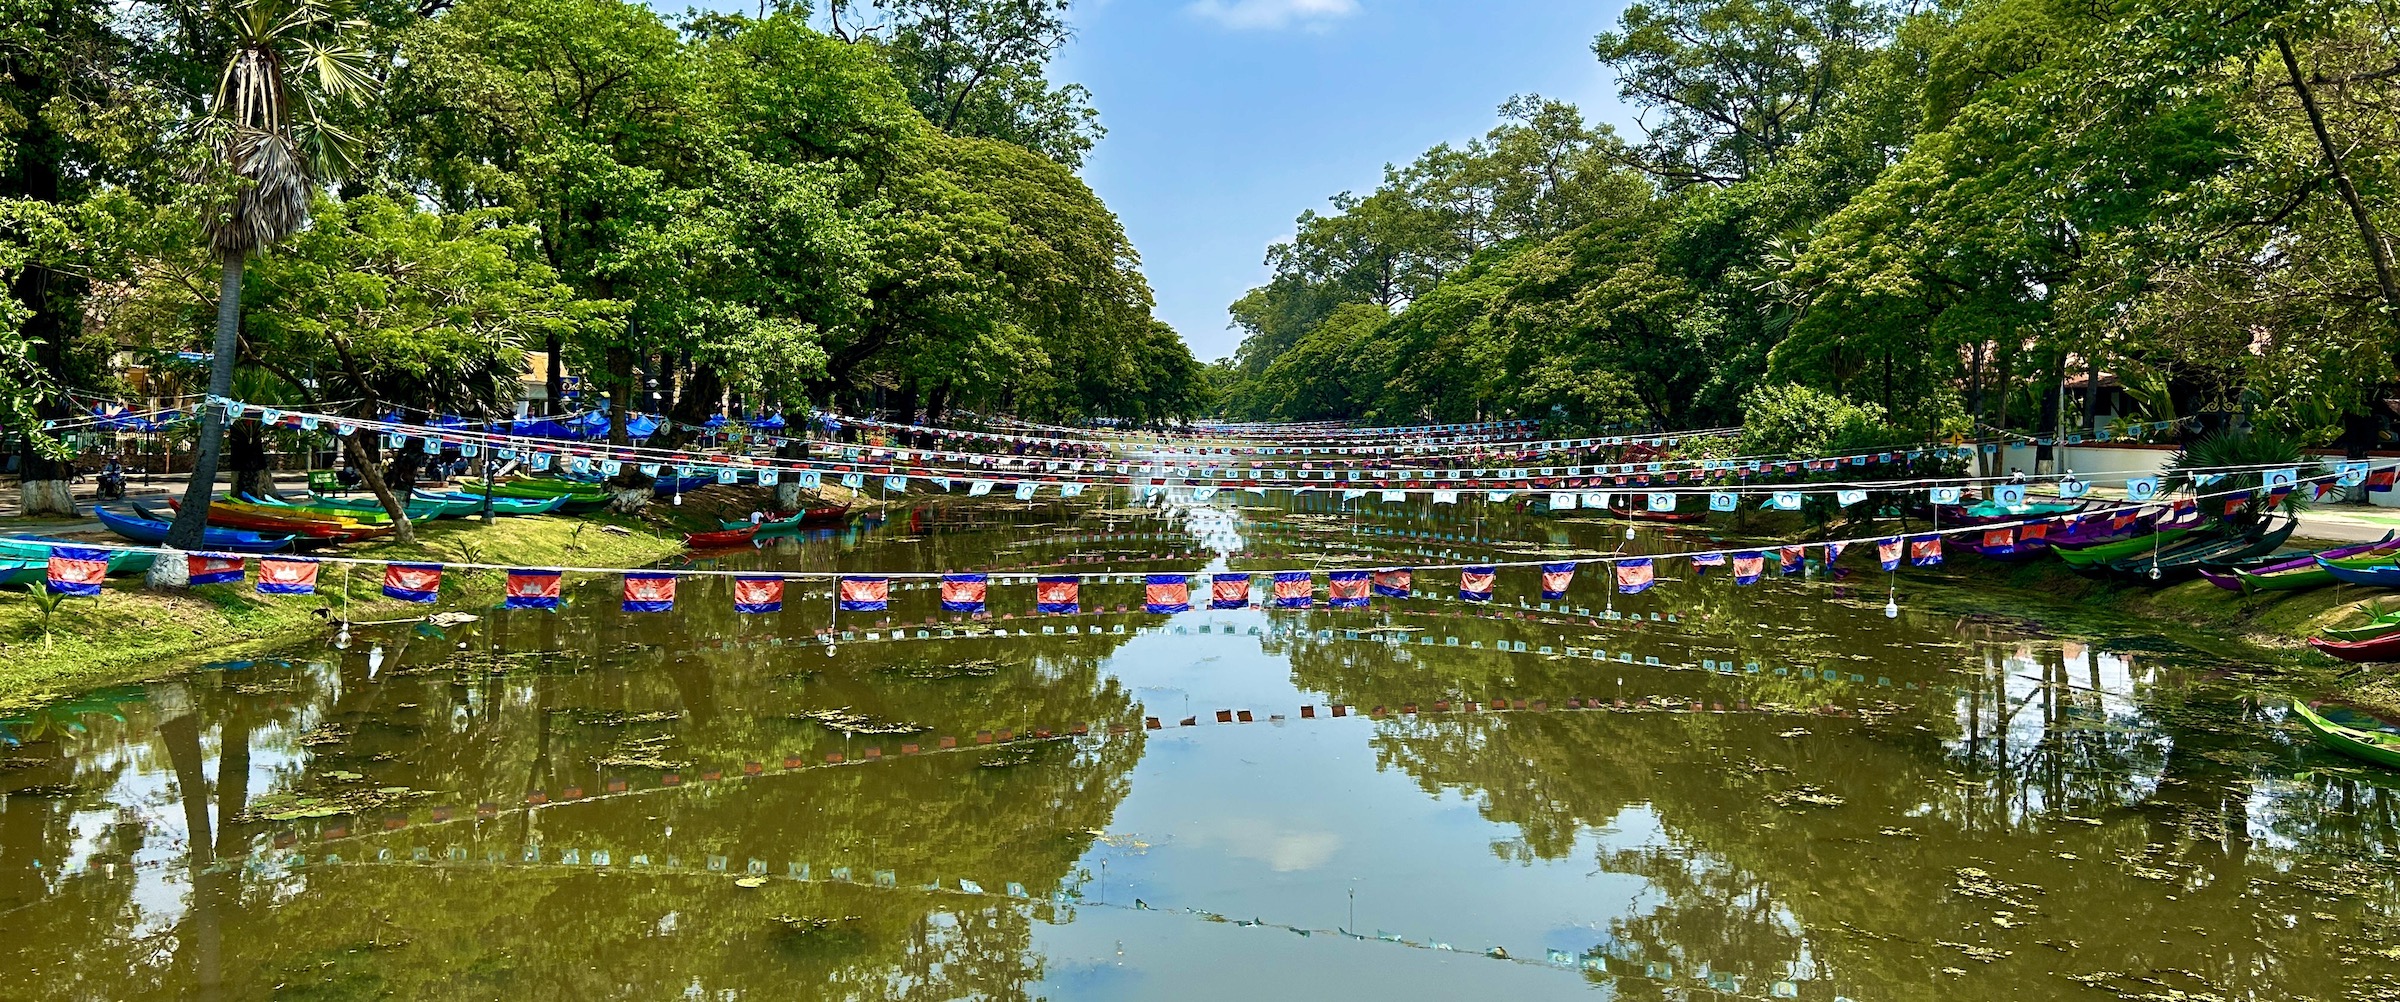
top-left (2, 497), bottom-right (2397, 1000)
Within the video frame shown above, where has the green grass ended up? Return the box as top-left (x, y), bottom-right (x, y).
top-left (0, 513), bottom-right (684, 711)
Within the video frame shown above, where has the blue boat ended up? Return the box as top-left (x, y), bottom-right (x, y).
top-left (0, 535), bottom-right (156, 576)
top-left (2317, 555), bottom-right (2400, 588)
top-left (94, 505), bottom-right (295, 554)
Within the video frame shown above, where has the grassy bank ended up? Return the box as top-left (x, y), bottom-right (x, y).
top-left (0, 512), bottom-right (686, 711)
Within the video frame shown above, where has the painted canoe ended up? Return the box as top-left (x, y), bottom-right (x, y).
top-left (2318, 557), bottom-right (2400, 588)
top-left (2291, 700), bottom-right (2400, 770)
top-left (167, 500), bottom-right (387, 542)
top-left (0, 559), bottom-right (47, 587)
top-left (94, 506), bottom-right (295, 553)
top-left (412, 491), bottom-right (567, 516)
top-left (2306, 630), bottom-right (2400, 662)
top-left (0, 536), bottom-right (156, 576)
top-left (715, 505), bottom-right (853, 534)
top-left (2325, 617), bottom-right (2400, 642)
top-left (2107, 520), bottom-right (2293, 581)
top-left (2053, 527), bottom-right (2195, 568)
top-left (685, 525), bottom-right (760, 548)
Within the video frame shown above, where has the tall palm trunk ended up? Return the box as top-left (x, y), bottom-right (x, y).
top-left (162, 254), bottom-right (244, 558)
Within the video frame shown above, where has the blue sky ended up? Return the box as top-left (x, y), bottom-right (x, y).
top-left (1054, 0), bottom-right (1640, 362)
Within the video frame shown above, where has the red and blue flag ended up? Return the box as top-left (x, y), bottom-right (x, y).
top-left (735, 576), bottom-right (783, 614)
top-left (1146, 574), bottom-right (1192, 613)
top-left (187, 553), bottom-right (246, 586)
top-left (382, 563), bottom-right (440, 603)
top-left (505, 569), bottom-right (562, 610)
top-left (622, 572), bottom-right (676, 613)
top-left (1327, 570), bottom-right (1369, 608)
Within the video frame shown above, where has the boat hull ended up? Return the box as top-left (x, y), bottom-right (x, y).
top-left (2291, 700), bottom-right (2400, 769)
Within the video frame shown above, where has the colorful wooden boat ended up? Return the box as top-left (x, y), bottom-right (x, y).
top-left (2290, 700), bottom-right (2400, 770)
top-left (714, 505), bottom-right (852, 534)
top-left (455, 477), bottom-right (613, 513)
top-left (294, 492), bottom-right (485, 520)
top-left (2211, 536), bottom-right (2400, 592)
top-left (0, 536), bottom-right (156, 576)
top-left (2325, 616), bottom-right (2400, 642)
top-left (2306, 630), bottom-right (2400, 662)
top-left (2107, 519), bottom-right (2292, 582)
top-left (94, 505), bottom-right (294, 553)
top-left (2317, 557), bottom-right (2400, 588)
top-left (0, 558), bottom-right (46, 587)
top-left (167, 500), bottom-right (387, 542)
top-left (2053, 526), bottom-right (2195, 568)
top-left (412, 490), bottom-right (568, 516)
top-left (684, 524), bottom-right (760, 548)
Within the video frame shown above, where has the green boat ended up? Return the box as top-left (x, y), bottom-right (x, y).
top-left (235, 493), bottom-right (398, 524)
top-left (411, 490), bottom-right (567, 516)
top-left (2326, 617), bottom-right (2400, 642)
top-left (300, 492), bottom-right (485, 520)
top-left (454, 477), bottom-right (613, 513)
top-left (0, 558), bottom-right (45, 586)
top-left (2291, 700), bottom-right (2400, 770)
top-left (0, 536), bottom-right (156, 576)
top-left (2053, 526), bottom-right (2195, 568)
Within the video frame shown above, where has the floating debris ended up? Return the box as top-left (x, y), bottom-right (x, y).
top-left (573, 709), bottom-right (683, 727)
top-left (594, 733), bottom-right (689, 771)
top-left (1768, 785), bottom-right (1846, 809)
top-left (297, 723), bottom-right (350, 746)
top-left (887, 659), bottom-right (1005, 680)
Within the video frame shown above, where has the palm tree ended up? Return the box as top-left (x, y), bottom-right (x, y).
top-left (162, 0), bottom-right (378, 554)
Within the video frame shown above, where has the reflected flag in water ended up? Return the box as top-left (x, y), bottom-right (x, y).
top-left (187, 553), bottom-right (246, 586)
top-left (1540, 562), bottom-right (1576, 599)
top-left (1615, 558), bottom-right (1654, 594)
top-left (622, 572), bottom-right (676, 613)
top-left (383, 563), bottom-right (441, 603)
top-left (1909, 536), bottom-right (1944, 566)
top-left (1036, 576), bottom-right (1080, 614)
top-left (839, 576), bottom-right (889, 612)
top-left (1732, 552), bottom-right (1764, 585)
top-left (45, 547), bottom-right (108, 596)
top-left (1371, 568), bottom-right (1412, 598)
top-left (258, 557), bottom-right (319, 595)
top-left (1458, 566), bottom-right (1494, 602)
top-left (1146, 574), bottom-right (1192, 613)
top-left (940, 574), bottom-right (988, 614)
top-left (1209, 573), bottom-right (1251, 609)
top-left (734, 576), bottom-right (784, 614)
top-left (1270, 571), bottom-right (1314, 609)
top-left (505, 569), bottom-right (562, 610)
top-left (1327, 570), bottom-right (1370, 608)
top-left (1876, 538), bottom-right (1902, 571)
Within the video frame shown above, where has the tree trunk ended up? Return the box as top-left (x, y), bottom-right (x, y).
top-left (13, 268), bottom-right (75, 516)
top-left (163, 255), bottom-right (244, 554)
top-left (603, 344), bottom-right (651, 514)
top-left (2278, 33), bottom-right (2400, 337)
top-left (544, 332), bottom-right (564, 416)
top-left (228, 419), bottom-right (270, 499)
top-left (343, 435), bottom-right (416, 545)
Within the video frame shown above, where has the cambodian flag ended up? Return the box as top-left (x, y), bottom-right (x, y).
top-left (734, 576), bottom-right (783, 614)
top-left (1371, 568), bottom-right (1412, 598)
top-left (1877, 538), bottom-right (1903, 571)
top-left (1910, 537), bottom-right (1944, 566)
top-left (1615, 558), bottom-right (1654, 594)
top-left (383, 562), bottom-right (441, 603)
top-left (2372, 468), bottom-right (2397, 493)
top-left (1209, 573), bottom-right (1251, 609)
top-left (1271, 571), bottom-right (1314, 608)
top-left (940, 573), bottom-right (988, 614)
top-left (1036, 575), bottom-right (1080, 614)
top-left (622, 572), bottom-right (676, 613)
top-left (187, 553), bottom-right (246, 586)
top-left (1146, 574), bottom-right (1192, 613)
top-left (1327, 570), bottom-right (1369, 608)
top-left (258, 557), bottom-right (319, 595)
top-left (2022, 522), bottom-right (2049, 541)
top-left (1982, 528), bottom-right (2015, 548)
top-left (505, 569), bottom-right (562, 610)
top-left (1690, 552), bottom-right (1726, 575)
top-left (46, 546), bottom-right (108, 596)
top-left (839, 576), bottom-right (889, 612)
top-left (1538, 561), bottom-right (1576, 599)
top-left (1732, 552), bottom-right (1765, 585)
top-left (1822, 541), bottom-right (1846, 565)
top-left (1780, 545), bottom-right (1806, 576)
top-left (1458, 566), bottom-right (1495, 602)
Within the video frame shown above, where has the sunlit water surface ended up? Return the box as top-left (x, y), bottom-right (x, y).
top-left (4, 496), bottom-right (2397, 1000)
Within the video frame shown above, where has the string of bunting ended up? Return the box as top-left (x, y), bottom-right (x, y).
top-left (196, 398), bottom-right (2229, 498)
top-left (34, 461), bottom-right (2381, 612)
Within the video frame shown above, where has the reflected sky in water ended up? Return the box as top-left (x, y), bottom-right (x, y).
top-left (4, 494), bottom-right (2398, 1000)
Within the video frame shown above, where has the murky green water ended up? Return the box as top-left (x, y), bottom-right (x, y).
top-left (5, 497), bottom-right (2398, 1000)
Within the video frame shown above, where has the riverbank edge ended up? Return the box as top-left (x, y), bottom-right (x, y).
top-left (0, 513), bottom-right (689, 712)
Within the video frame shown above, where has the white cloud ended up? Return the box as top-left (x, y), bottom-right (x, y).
top-left (1186, 0), bottom-right (1360, 31)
